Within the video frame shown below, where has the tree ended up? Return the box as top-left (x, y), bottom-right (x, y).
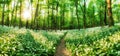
top-left (99, 5), bottom-right (103, 26)
top-left (55, 0), bottom-right (59, 30)
top-left (34, 0), bottom-right (40, 29)
top-left (60, 4), bottom-right (65, 30)
top-left (70, 4), bottom-right (74, 29)
top-left (11, 0), bottom-right (15, 26)
top-left (75, 0), bottom-right (80, 29)
top-left (30, 0), bottom-right (33, 29)
top-left (104, 0), bottom-right (107, 25)
top-left (19, 0), bottom-right (23, 28)
top-left (83, 0), bottom-right (86, 28)
top-left (47, 0), bottom-right (50, 30)
top-left (6, 0), bottom-right (10, 26)
top-left (107, 0), bottom-right (114, 26)
top-left (1, 0), bottom-right (5, 26)
top-left (13, 0), bottom-right (19, 27)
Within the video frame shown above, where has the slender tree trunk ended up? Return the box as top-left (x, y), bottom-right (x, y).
top-left (51, 3), bottom-right (54, 29)
top-left (70, 8), bottom-right (74, 29)
top-left (60, 4), bottom-right (65, 30)
top-left (1, 0), bottom-right (5, 26)
top-left (14, 1), bottom-right (18, 27)
top-left (62, 4), bottom-right (65, 29)
top-left (99, 5), bottom-right (103, 26)
top-left (60, 8), bottom-right (62, 30)
top-left (107, 0), bottom-right (114, 26)
top-left (30, 0), bottom-right (33, 29)
top-left (11, 1), bottom-right (15, 26)
top-left (75, 0), bottom-right (80, 30)
top-left (56, 0), bottom-right (59, 30)
top-left (104, 0), bottom-right (107, 25)
top-left (19, 0), bottom-right (22, 28)
top-left (92, 6), bottom-right (95, 27)
top-left (83, 0), bottom-right (86, 28)
top-left (47, 0), bottom-right (50, 30)
top-left (6, 0), bottom-right (10, 26)
top-left (26, 20), bottom-right (29, 28)
top-left (34, 0), bottom-right (40, 30)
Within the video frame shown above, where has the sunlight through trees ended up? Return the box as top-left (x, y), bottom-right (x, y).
top-left (0, 0), bottom-right (119, 29)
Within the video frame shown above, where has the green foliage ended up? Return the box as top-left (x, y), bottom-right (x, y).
top-left (0, 25), bottom-right (64, 56)
top-left (65, 26), bottom-right (120, 56)
top-left (0, 0), bottom-right (119, 29)
top-left (0, 25), bottom-right (11, 34)
top-left (1, 25), bottom-right (120, 55)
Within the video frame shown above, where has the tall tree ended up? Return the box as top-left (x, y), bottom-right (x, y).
top-left (99, 5), bottom-right (103, 26)
top-left (6, 0), bottom-right (10, 26)
top-left (107, 0), bottom-right (114, 26)
top-left (11, 0), bottom-right (15, 26)
top-left (60, 4), bottom-right (65, 30)
top-left (51, 1), bottom-right (56, 30)
top-left (30, 0), bottom-right (33, 29)
top-left (13, 0), bottom-right (19, 27)
top-left (83, 0), bottom-right (86, 28)
top-left (1, 0), bottom-right (5, 26)
top-left (47, 0), bottom-right (50, 30)
top-left (70, 7), bottom-right (74, 29)
top-left (92, 6), bottom-right (95, 27)
top-left (104, 0), bottom-right (107, 25)
top-left (75, 0), bottom-right (80, 29)
top-left (34, 0), bottom-right (40, 29)
top-left (55, 0), bottom-right (59, 30)
top-left (19, 0), bottom-right (22, 28)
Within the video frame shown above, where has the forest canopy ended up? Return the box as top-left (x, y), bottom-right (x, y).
top-left (0, 0), bottom-right (119, 30)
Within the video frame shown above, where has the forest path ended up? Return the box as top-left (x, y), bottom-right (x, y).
top-left (54, 32), bottom-right (71, 56)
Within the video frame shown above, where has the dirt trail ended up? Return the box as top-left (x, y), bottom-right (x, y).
top-left (54, 32), bottom-right (71, 56)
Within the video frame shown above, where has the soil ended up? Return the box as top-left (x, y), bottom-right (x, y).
top-left (54, 32), bottom-right (71, 56)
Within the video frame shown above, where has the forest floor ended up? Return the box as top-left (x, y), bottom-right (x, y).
top-left (54, 32), bottom-right (71, 56)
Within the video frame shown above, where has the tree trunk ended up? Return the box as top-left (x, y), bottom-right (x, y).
top-left (60, 4), bottom-right (65, 30)
top-left (107, 0), bottom-right (114, 26)
top-left (14, 1), bottom-right (18, 27)
top-left (47, 0), bottom-right (50, 30)
top-left (99, 5), bottom-right (103, 26)
top-left (6, 0), bottom-right (10, 26)
top-left (30, 0), bottom-right (33, 29)
top-left (51, 3), bottom-right (54, 29)
top-left (34, 0), bottom-right (40, 30)
top-left (92, 6), bottom-right (95, 27)
top-left (56, 0), bottom-right (59, 30)
top-left (19, 0), bottom-right (22, 28)
top-left (1, 0), bottom-right (5, 26)
top-left (104, 0), bottom-right (107, 25)
top-left (26, 20), bottom-right (29, 28)
top-left (75, 0), bottom-right (80, 30)
top-left (83, 0), bottom-right (86, 28)
top-left (62, 4), bottom-right (65, 29)
top-left (70, 8), bottom-right (74, 29)
top-left (11, 1), bottom-right (15, 26)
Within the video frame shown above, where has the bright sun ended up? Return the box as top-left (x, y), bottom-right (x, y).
top-left (22, 0), bottom-right (32, 20)
top-left (22, 10), bottom-right (31, 20)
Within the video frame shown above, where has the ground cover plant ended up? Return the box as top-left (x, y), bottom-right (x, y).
top-left (65, 26), bottom-right (120, 56)
top-left (0, 25), bottom-right (65, 56)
